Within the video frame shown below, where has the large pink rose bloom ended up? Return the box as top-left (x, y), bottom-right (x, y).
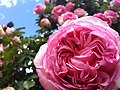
top-left (93, 13), bottom-right (112, 26)
top-left (34, 16), bottom-right (120, 90)
top-left (58, 12), bottom-right (78, 25)
top-left (104, 10), bottom-right (119, 24)
top-left (51, 5), bottom-right (67, 22)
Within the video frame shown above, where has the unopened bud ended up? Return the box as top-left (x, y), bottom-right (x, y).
top-left (40, 18), bottom-right (51, 28)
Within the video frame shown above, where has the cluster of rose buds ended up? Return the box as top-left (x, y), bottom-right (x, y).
top-left (33, 1), bottom-right (88, 28)
top-left (51, 2), bottom-right (88, 25)
top-left (0, 24), bottom-right (21, 44)
top-left (33, 0), bottom-right (119, 29)
top-left (0, 24), bottom-right (14, 36)
top-left (93, 10), bottom-right (119, 26)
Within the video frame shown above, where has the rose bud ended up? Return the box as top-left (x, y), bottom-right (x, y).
top-left (33, 3), bottom-right (44, 14)
top-left (93, 13), bottom-right (112, 26)
top-left (0, 25), bottom-right (5, 36)
top-left (51, 5), bottom-right (67, 22)
top-left (74, 8), bottom-right (88, 18)
top-left (109, 0), bottom-right (120, 10)
top-left (58, 12), bottom-right (78, 25)
top-left (0, 44), bottom-right (3, 53)
top-left (44, 0), bottom-right (50, 5)
top-left (104, 10), bottom-right (119, 24)
top-left (3, 87), bottom-right (15, 90)
top-left (12, 36), bottom-right (21, 44)
top-left (34, 16), bottom-right (120, 90)
top-left (6, 27), bottom-right (14, 35)
top-left (40, 18), bottom-right (51, 28)
top-left (65, 2), bottom-right (74, 12)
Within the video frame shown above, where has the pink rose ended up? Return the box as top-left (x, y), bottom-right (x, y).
top-left (51, 5), bottom-right (67, 22)
top-left (74, 8), bottom-right (88, 17)
top-left (65, 2), bottom-right (74, 12)
top-left (33, 3), bottom-right (44, 14)
top-left (12, 36), bottom-right (21, 44)
top-left (58, 12), bottom-right (78, 25)
top-left (0, 25), bottom-right (5, 36)
top-left (6, 27), bottom-right (14, 35)
top-left (93, 13), bottom-right (112, 26)
top-left (104, 10), bottom-right (119, 24)
top-left (34, 16), bottom-right (120, 90)
top-left (40, 18), bottom-right (51, 28)
top-left (0, 44), bottom-right (3, 53)
top-left (44, 0), bottom-right (50, 5)
top-left (109, 0), bottom-right (120, 10)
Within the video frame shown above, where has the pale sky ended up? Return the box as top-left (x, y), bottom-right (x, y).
top-left (0, 0), bottom-right (44, 37)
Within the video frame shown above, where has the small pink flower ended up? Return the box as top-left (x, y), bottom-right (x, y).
top-left (44, 0), bottom-right (50, 5)
top-left (34, 16), bottom-right (120, 90)
top-left (0, 25), bottom-right (5, 36)
top-left (51, 5), bottom-right (67, 22)
top-left (33, 3), bottom-right (44, 14)
top-left (40, 18), bottom-right (51, 28)
top-left (104, 10), bottom-right (119, 24)
top-left (93, 13), bottom-right (112, 26)
top-left (0, 44), bottom-right (3, 53)
top-left (58, 12), bottom-right (78, 25)
top-left (74, 8), bottom-right (88, 17)
top-left (65, 2), bottom-right (74, 12)
top-left (109, 0), bottom-right (120, 10)
top-left (6, 27), bottom-right (14, 35)
top-left (12, 36), bottom-right (21, 44)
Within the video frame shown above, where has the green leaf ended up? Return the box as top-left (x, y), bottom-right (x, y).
top-left (27, 74), bottom-right (38, 80)
top-left (23, 80), bottom-right (35, 89)
top-left (18, 81), bottom-right (24, 90)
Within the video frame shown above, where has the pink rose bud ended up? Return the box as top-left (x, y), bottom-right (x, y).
top-left (0, 44), bottom-right (3, 53)
top-left (3, 87), bottom-right (15, 90)
top-left (51, 5), bottom-right (67, 22)
top-left (6, 27), bottom-right (14, 35)
top-left (93, 13), bottom-right (112, 26)
top-left (33, 3), bottom-right (44, 14)
top-left (65, 2), bottom-right (74, 12)
top-left (74, 8), bottom-right (88, 17)
top-left (58, 12), bottom-right (78, 25)
top-left (40, 18), bottom-right (51, 28)
top-left (104, 10), bottom-right (119, 24)
top-left (12, 36), bottom-right (21, 44)
top-left (0, 25), bottom-right (5, 36)
top-left (44, 0), bottom-right (50, 5)
top-left (109, 0), bottom-right (120, 10)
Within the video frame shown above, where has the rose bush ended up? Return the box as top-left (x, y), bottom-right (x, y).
top-left (34, 16), bottom-right (120, 90)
